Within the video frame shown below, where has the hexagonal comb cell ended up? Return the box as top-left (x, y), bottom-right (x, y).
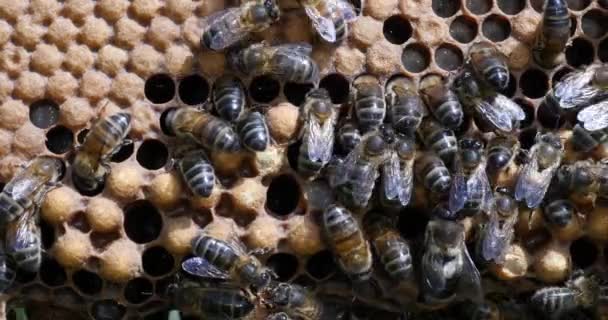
top-left (450, 16), bottom-right (478, 43)
top-left (178, 74), bottom-right (210, 106)
top-left (30, 99), bottom-right (59, 129)
top-left (401, 43), bottom-right (431, 73)
top-left (145, 74), bottom-right (175, 104)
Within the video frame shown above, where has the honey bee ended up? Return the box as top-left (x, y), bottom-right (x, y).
top-left (542, 199), bottom-right (574, 227)
top-left (545, 64), bottom-right (608, 114)
top-left (336, 121), bottom-right (361, 156)
top-left (212, 75), bottom-right (247, 122)
top-left (299, 0), bottom-right (357, 43)
top-left (182, 234), bottom-right (275, 292)
top-left (298, 88), bottom-right (337, 177)
top-left (330, 131), bottom-right (388, 208)
top-left (237, 110), bottom-right (270, 152)
top-left (364, 214), bottom-right (414, 283)
top-left (0, 245), bottom-right (16, 292)
top-left (530, 271), bottom-right (603, 319)
top-left (263, 283), bottom-right (323, 320)
top-left (454, 70), bottom-right (525, 134)
top-left (229, 43), bottom-right (319, 84)
top-left (417, 117), bottom-right (457, 165)
top-left (162, 107), bottom-right (241, 153)
top-left (169, 280), bottom-right (255, 319)
top-left (322, 204), bottom-right (373, 281)
top-left (419, 74), bottom-right (464, 130)
top-left (415, 153), bottom-right (452, 194)
top-left (486, 136), bottom-right (519, 172)
top-left (533, 0), bottom-right (571, 68)
top-left (420, 219), bottom-right (483, 305)
top-left (201, 0), bottom-right (281, 51)
top-left (467, 42), bottom-right (510, 92)
top-left (0, 156), bottom-right (64, 225)
top-left (555, 160), bottom-right (598, 199)
top-left (477, 188), bottom-right (518, 264)
top-left (380, 134), bottom-right (415, 208)
top-left (515, 133), bottom-right (563, 208)
top-left (5, 208), bottom-right (41, 273)
top-left (570, 124), bottom-right (608, 153)
top-left (352, 76), bottom-right (386, 133)
top-left (177, 150), bottom-right (215, 198)
top-left (72, 113), bottom-right (130, 193)
top-left (449, 137), bottom-right (493, 216)
top-left (386, 75), bottom-right (428, 135)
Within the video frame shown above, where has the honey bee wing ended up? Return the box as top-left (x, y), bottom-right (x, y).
top-left (306, 116), bottom-right (335, 163)
top-left (480, 212), bottom-right (506, 262)
top-left (421, 252), bottom-right (448, 296)
top-left (352, 162), bottom-right (379, 207)
top-left (400, 159), bottom-right (415, 206)
top-left (5, 209), bottom-right (35, 252)
top-left (274, 43), bottom-right (313, 56)
top-left (181, 257), bottom-right (231, 280)
top-left (469, 163), bottom-right (494, 213)
top-left (458, 245), bottom-right (483, 303)
top-left (304, 6), bottom-right (337, 42)
top-left (201, 8), bottom-right (247, 50)
top-left (335, 0), bottom-right (357, 21)
top-left (382, 152), bottom-right (402, 202)
top-left (515, 157), bottom-right (552, 208)
top-left (476, 99), bottom-right (513, 132)
top-left (577, 101), bottom-right (608, 132)
top-left (330, 147), bottom-right (358, 187)
top-left (494, 94), bottom-right (526, 121)
top-left (554, 69), bottom-right (599, 109)
top-left (449, 174), bottom-right (467, 214)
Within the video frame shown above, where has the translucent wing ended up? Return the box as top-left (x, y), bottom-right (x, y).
top-left (304, 6), bottom-right (337, 42)
top-left (449, 174), bottom-right (467, 214)
top-left (335, 0), bottom-right (357, 21)
top-left (577, 101), bottom-right (608, 131)
top-left (494, 94), bottom-right (526, 121)
top-left (351, 162), bottom-right (379, 207)
top-left (382, 152), bottom-right (410, 206)
top-left (554, 68), bottom-right (600, 109)
top-left (399, 159), bottom-right (415, 206)
top-left (330, 147), bottom-right (358, 187)
top-left (480, 212), bottom-right (509, 263)
top-left (306, 115), bottom-right (335, 163)
top-left (514, 151), bottom-right (557, 208)
top-left (421, 252), bottom-right (448, 300)
top-left (274, 43), bottom-right (313, 56)
top-left (181, 257), bottom-right (230, 280)
top-left (457, 245), bottom-right (483, 303)
top-left (476, 99), bottom-right (513, 132)
top-left (468, 163), bottom-right (494, 213)
top-left (201, 8), bottom-right (247, 51)
top-left (5, 210), bottom-right (37, 255)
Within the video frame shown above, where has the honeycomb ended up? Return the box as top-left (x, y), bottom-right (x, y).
top-left (0, 0), bottom-right (607, 318)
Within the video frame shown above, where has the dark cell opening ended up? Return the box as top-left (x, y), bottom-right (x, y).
top-left (287, 140), bottom-right (302, 172)
top-left (530, 0), bottom-right (543, 12)
top-left (284, 82), bottom-right (315, 106)
top-left (178, 74), bottom-right (209, 106)
top-left (565, 38), bottom-right (595, 68)
top-left (143, 246), bottom-right (175, 277)
top-left (434, 43), bottom-right (464, 71)
top-left (215, 194), bottom-right (257, 227)
top-left (319, 74), bottom-right (350, 104)
top-left (111, 138), bottom-right (134, 163)
top-left (466, 0), bottom-right (492, 14)
top-left (538, 105), bottom-right (563, 132)
top-left (40, 217), bottom-right (55, 250)
top-left (398, 207), bottom-right (429, 239)
top-left (77, 129), bottom-right (89, 144)
top-left (566, 0), bottom-right (590, 10)
top-left (46, 126), bottom-right (73, 154)
top-left (514, 98), bottom-right (535, 129)
top-left (292, 275), bottom-right (317, 288)
top-left (482, 14), bottom-right (511, 42)
top-left (450, 16), bottom-right (478, 43)
top-left (520, 68), bottom-right (549, 99)
top-left (401, 43), bottom-right (431, 73)
top-left (249, 75), bottom-right (280, 103)
top-left (582, 10), bottom-right (607, 39)
top-left (266, 253), bottom-right (299, 282)
top-left (432, 0), bottom-right (460, 17)
top-left (72, 169), bottom-right (105, 196)
top-left (599, 39), bottom-right (608, 63)
top-left (39, 257), bottom-right (67, 287)
top-left (499, 73), bottom-right (517, 98)
top-left (68, 211), bottom-right (91, 233)
top-left (72, 269), bottom-right (103, 296)
top-left (497, 0), bottom-right (525, 14)
top-left (383, 15), bottom-right (412, 44)
top-left (136, 139), bottom-right (169, 170)
top-left (29, 99), bottom-right (59, 129)
top-left (552, 67), bottom-right (574, 88)
top-left (124, 277), bottom-right (154, 304)
top-left (518, 127), bottom-right (538, 150)
top-left (266, 175), bottom-right (302, 217)
top-left (306, 250), bottom-right (336, 280)
top-left (570, 237), bottom-right (597, 269)
top-left (145, 74), bottom-right (175, 104)
top-left (522, 229), bottom-right (551, 253)
top-left (124, 200), bottom-right (163, 244)
top-left (570, 16), bottom-right (577, 37)
top-left (0, 182), bottom-right (3, 192)
top-left (142, 310), bottom-right (171, 320)
top-left (91, 300), bottom-right (126, 320)
top-left (90, 231), bottom-right (122, 250)
top-left (192, 209), bottom-right (213, 229)
top-left (601, 0), bottom-right (608, 9)
top-left (154, 276), bottom-right (175, 297)
top-left (14, 268), bottom-right (36, 284)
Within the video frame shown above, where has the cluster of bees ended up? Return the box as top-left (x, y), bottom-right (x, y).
top-left (2, 0), bottom-right (608, 318)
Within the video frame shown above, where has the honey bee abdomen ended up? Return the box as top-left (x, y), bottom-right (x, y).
top-left (356, 95), bottom-right (386, 132)
top-left (182, 161), bottom-right (215, 198)
top-left (237, 112), bottom-right (269, 152)
top-left (193, 236), bottom-right (239, 271)
top-left (380, 238), bottom-right (413, 280)
top-left (0, 194), bottom-right (23, 225)
top-left (531, 287), bottom-right (577, 315)
top-left (424, 165), bottom-right (451, 194)
top-left (200, 289), bottom-right (254, 318)
top-left (324, 207), bottom-right (359, 242)
top-left (433, 100), bottom-right (463, 129)
top-left (543, 0), bottom-right (570, 30)
top-left (298, 141), bottom-right (324, 177)
top-left (202, 118), bottom-right (241, 152)
top-left (427, 130), bottom-right (457, 163)
top-left (0, 254), bottom-right (15, 292)
top-left (215, 86), bottom-right (245, 122)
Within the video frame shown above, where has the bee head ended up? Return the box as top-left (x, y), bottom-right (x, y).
top-left (459, 138), bottom-right (483, 167)
top-left (539, 133), bottom-right (562, 150)
top-left (594, 67), bottom-right (608, 88)
top-left (264, 0), bottom-right (280, 21)
top-left (495, 194), bottom-right (516, 217)
top-left (573, 165), bottom-right (594, 189)
top-left (268, 283), bottom-right (291, 307)
top-left (544, 200), bottom-right (573, 227)
top-left (365, 135), bottom-right (386, 156)
top-left (486, 68), bottom-right (509, 91)
top-left (311, 100), bottom-right (332, 118)
top-left (36, 156), bottom-right (66, 182)
top-left (396, 138), bottom-right (415, 160)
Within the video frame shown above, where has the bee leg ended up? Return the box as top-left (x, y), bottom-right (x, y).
top-left (249, 247), bottom-right (272, 256)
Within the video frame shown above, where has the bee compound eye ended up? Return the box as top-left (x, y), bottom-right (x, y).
top-left (366, 135), bottom-right (386, 155)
